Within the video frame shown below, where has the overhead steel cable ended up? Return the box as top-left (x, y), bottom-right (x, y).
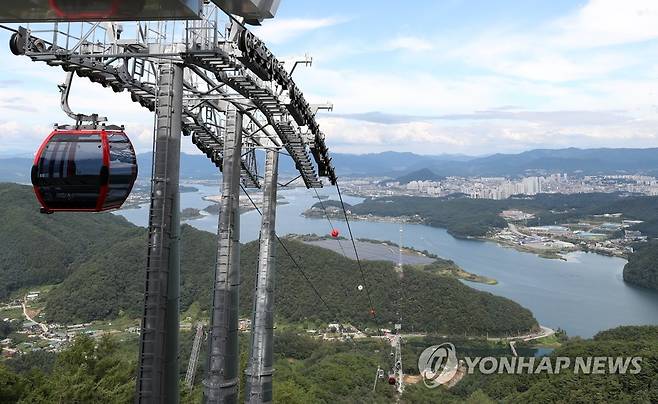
top-left (308, 187), bottom-right (355, 303)
top-left (312, 187), bottom-right (349, 258)
top-left (335, 182), bottom-right (377, 319)
top-left (240, 184), bottom-right (339, 318)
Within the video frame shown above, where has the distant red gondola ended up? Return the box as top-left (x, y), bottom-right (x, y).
top-left (330, 228), bottom-right (339, 238)
top-left (387, 376), bottom-right (396, 385)
top-left (31, 129), bottom-right (137, 213)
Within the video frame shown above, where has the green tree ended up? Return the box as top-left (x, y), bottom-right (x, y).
top-left (20, 335), bottom-right (135, 403)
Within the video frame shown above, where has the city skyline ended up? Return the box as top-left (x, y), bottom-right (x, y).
top-left (352, 173), bottom-right (658, 201)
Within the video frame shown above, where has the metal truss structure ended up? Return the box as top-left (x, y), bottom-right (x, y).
top-left (184, 322), bottom-right (205, 389)
top-left (3, 3), bottom-right (337, 403)
top-left (392, 334), bottom-right (405, 394)
top-left (7, 9), bottom-right (336, 188)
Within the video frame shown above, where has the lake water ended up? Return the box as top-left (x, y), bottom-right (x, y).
top-left (115, 183), bottom-right (658, 338)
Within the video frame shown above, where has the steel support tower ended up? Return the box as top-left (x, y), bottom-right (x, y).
top-left (393, 335), bottom-right (404, 394)
top-left (245, 149), bottom-right (279, 403)
top-left (136, 63), bottom-right (184, 403)
top-left (3, 3), bottom-right (338, 402)
top-left (204, 106), bottom-right (243, 403)
top-left (185, 323), bottom-right (205, 389)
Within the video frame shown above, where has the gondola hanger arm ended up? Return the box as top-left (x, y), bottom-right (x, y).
top-left (58, 72), bottom-right (107, 128)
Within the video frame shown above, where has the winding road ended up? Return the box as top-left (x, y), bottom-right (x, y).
top-left (22, 298), bottom-right (48, 333)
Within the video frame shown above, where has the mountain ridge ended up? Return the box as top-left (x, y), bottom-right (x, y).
top-left (394, 168), bottom-right (444, 184)
top-left (3, 147), bottom-right (658, 181)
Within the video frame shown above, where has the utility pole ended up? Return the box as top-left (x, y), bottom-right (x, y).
top-left (136, 63), bottom-right (184, 404)
top-left (204, 105), bottom-right (243, 404)
top-left (245, 150), bottom-right (279, 403)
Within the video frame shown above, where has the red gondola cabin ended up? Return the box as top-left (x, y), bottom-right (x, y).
top-left (31, 129), bottom-right (137, 213)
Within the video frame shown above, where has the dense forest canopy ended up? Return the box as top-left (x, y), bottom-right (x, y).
top-left (0, 183), bottom-right (536, 336)
top-left (0, 183), bottom-right (142, 299)
top-left (623, 240), bottom-right (658, 292)
top-left (1, 325), bottom-right (656, 402)
top-left (311, 199), bottom-right (350, 210)
top-left (43, 225), bottom-right (537, 335)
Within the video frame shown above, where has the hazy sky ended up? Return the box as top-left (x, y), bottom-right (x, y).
top-left (2, 0), bottom-right (658, 156)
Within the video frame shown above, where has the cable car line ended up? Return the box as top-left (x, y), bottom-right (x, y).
top-left (312, 187), bottom-right (349, 258)
top-left (280, 174), bottom-right (302, 188)
top-left (335, 181), bottom-right (377, 319)
top-left (240, 184), bottom-right (339, 319)
top-left (0, 25), bottom-right (18, 34)
top-left (307, 186), bottom-right (359, 305)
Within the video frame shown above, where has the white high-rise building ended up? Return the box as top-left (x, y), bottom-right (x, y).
top-left (522, 176), bottom-right (541, 195)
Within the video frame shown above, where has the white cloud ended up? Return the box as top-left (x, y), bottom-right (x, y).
top-left (387, 36), bottom-right (433, 52)
top-left (444, 0), bottom-right (658, 84)
top-left (319, 116), bottom-right (658, 155)
top-left (550, 0), bottom-right (658, 48)
top-left (289, 37), bottom-right (658, 154)
top-left (451, 33), bottom-right (640, 84)
top-left (0, 120), bottom-right (57, 155)
top-left (253, 17), bottom-right (345, 44)
top-left (294, 66), bottom-right (514, 116)
top-left (494, 51), bottom-right (636, 82)
top-left (3, 1), bottom-right (658, 156)
top-left (333, 109), bottom-right (634, 126)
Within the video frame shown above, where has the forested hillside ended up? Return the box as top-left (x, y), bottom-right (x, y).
top-left (395, 168), bottom-right (444, 184)
top-left (350, 195), bottom-right (508, 237)
top-left (2, 325), bottom-right (655, 402)
top-left (0, 183), bottom-right (141, 299)
top-left (403, 325), bottom-right (658, 403)
top-left (45, 226), bottom-right (537, 335)
top-left (623, 240), bottom-right (658, 291)
top-left (0, 183), bottom-right (536, 335)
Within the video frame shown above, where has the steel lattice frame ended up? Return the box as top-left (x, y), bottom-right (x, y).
top-left (7, 5), bottom-right (336, 188)
top-left (4, 5), bottom-right (338, 403)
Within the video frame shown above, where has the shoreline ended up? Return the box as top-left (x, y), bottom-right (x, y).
top-left (303, 209), bottom-right (625, 262)
top-left (296, 234), bottom-right (498, 285)
top-left (485, 236), bottom-right (569, 260)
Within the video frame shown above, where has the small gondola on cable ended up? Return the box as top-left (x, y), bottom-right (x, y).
top-left (31, 72), bottom-right (137, 213)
